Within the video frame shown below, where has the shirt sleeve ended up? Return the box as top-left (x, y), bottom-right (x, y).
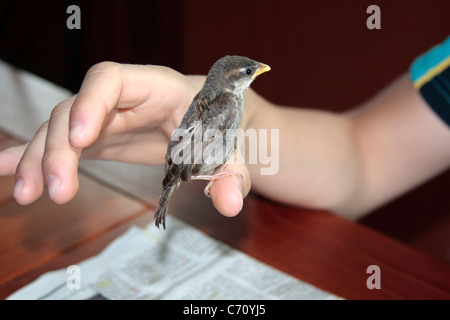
top-left (410, 36), bottom-right (450, 126)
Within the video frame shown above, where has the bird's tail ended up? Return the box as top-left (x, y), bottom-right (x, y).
top-left (154, 182), bottom-right (178, 229)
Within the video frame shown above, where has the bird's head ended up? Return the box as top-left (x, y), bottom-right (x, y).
top-left (206, 55), bottom-right (271, 94)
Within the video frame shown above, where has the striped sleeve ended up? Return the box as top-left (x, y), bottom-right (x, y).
top-left (410, 36), bottom-right (450, 126)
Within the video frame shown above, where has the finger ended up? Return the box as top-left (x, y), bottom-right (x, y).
top-left (209, 163), bottom-right (251, 217)
top-left (13, 123), bottom-right (48, 205)
top-left (42, 100), bottom-right (82, 204)
top-left (68, 62), bottom-right (124, 149)
top-left (0, 144), bottom-right (27, 176)
top-left (69, 63), bottom-right (188, 150)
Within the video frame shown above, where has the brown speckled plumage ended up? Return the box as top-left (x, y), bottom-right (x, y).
top-left (154, 55), bottom-right (270, 228)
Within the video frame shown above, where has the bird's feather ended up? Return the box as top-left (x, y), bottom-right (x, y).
top-left (153, 55), bottom-right (269, 228)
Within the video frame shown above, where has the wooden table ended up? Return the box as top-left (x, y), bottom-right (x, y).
top-left (0, 130), bottom-right (449, 300)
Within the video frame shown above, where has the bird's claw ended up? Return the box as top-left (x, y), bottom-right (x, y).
top-left (192, 170), bottom-right (244, 198)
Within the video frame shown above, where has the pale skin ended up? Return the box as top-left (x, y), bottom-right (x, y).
top-left (1, 62), bottom-right (450, 220)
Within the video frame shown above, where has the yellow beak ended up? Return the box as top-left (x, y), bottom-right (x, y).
top-left (252, 63), bottom-right (271, 79)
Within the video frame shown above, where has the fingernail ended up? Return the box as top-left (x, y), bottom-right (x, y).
top-left (13, 178), bottom-right (24, 198)
top-left (239, 194), bottom-right (244, 212)
top-left (233, 175), bottom-right (244, 211)
top-left (69, 121), bottom-right (85, 140)
top-left (46, 174), bottom-right (61, 200)
top-left (233, 174), bottom-right (244, 196)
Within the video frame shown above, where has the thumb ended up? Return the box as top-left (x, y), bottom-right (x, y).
top-left (208, 160), bottom-right (251, 217)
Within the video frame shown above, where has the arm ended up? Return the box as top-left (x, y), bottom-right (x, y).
top-left (2, 63), bottom-right (449, 220)
top-left (243, 73), bottom-right (450, 219)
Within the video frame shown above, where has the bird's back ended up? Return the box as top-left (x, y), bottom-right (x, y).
top-left (164, 90), bottom-right (243, 185)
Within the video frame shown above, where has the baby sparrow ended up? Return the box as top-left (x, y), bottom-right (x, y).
top-left (154, 55), bottom-right (270, 228)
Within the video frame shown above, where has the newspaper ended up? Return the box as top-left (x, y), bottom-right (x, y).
top-left (7, 215), bottom-right (339, 300)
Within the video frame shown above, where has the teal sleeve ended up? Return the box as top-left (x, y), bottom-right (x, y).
top-left (410, 36), bottom-right (450, 126)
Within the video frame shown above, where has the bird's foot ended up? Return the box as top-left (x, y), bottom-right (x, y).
top-left (192, 169), bottom-right (243, 198)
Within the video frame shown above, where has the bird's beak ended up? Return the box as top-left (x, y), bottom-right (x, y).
top-left (252, 63), bottom-right (271, 79)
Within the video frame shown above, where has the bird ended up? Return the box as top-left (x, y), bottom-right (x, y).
top-left (154, 55), bottom-right (270, 228)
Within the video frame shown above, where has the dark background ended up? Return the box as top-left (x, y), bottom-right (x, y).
top-left (1, 0), bottom-right (449, 261)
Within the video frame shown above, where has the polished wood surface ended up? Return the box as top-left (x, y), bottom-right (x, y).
top-left (0, 131), bottom-right (449, 299)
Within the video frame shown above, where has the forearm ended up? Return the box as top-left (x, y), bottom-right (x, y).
top-left (244, 74), bottom-right (450, 219)
top-left (346, 74), bottom-right (450, 217)
top-left (243, 90), bottom-right (362, 217)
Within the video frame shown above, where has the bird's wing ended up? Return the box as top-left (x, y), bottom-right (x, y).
top-left (164, 92), bottom-right (239, 183)
top-left (190, 93), bottom-right (241, 175)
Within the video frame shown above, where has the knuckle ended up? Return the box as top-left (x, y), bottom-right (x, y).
top-left (50, 99), bottom-right (71, 119)
top-left (87, 61), bottom-right (121, 77)
top-left (42, 148), bottom-right (78, 175)
top-left (36, 120), bottom-right (49, 136)
top-left (41, 150), bottom-right (58, 172)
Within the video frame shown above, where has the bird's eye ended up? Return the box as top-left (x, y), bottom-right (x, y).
top-left (245, 68), bottom-right (253, 76)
